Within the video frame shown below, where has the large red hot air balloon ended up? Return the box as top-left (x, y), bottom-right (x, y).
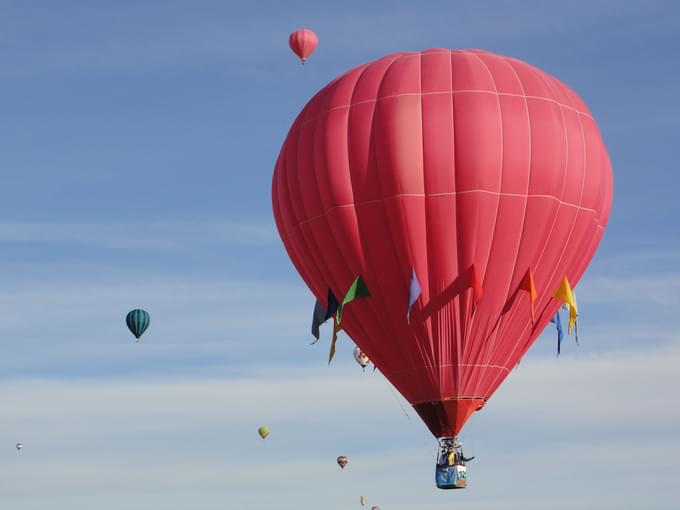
top-left (272, 49), bottom-right (613, 440)
top-left (288, 29), bottom-right (318, 64)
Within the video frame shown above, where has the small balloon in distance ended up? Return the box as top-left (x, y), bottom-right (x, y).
top-left (258, 426), bottom-right (270, 439)
top-left (126, 309), bottom-right (150, 341)
top-left (353, 346), bottom-right (370, 369)
top-left (288, 28), bottom-right (318, 64)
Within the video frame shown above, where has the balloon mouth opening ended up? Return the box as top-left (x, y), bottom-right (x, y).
top-left (413, 398), bottom-right (486, 437)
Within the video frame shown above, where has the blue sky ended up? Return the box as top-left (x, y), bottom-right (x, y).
top-left (0, 1), bottom-right (679, 508)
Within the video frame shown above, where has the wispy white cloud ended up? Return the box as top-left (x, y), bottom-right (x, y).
top-left (1, 340), bottom-right (679, 509)
top-left (0, 219), bottom-right (277, 250)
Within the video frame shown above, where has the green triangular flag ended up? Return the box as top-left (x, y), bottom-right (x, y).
top-left (336, 276), bottom-right (370, 325)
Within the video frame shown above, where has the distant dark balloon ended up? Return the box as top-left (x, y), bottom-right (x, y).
top-left (337, 455), bottom-right (348, 469)
top-left (126, 309), bottom-right (150, 340)
top-left (15, 443), bottom-right (23, 450)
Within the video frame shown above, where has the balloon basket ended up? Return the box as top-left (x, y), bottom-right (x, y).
top-left (435, 463), bottom-right (467, 489)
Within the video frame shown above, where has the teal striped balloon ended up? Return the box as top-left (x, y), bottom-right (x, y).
top-left (126, 309), bottom-right (150, 340)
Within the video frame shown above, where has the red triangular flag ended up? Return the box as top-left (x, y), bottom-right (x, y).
top-left (470, 264), bottom-right (483, 302)
top-left (520, 267), bottom-right (538, 321)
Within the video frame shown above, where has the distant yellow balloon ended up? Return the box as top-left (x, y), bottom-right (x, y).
top-left (258, 426), bottom-right (270, 439)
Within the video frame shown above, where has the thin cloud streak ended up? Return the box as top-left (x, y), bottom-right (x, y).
top-left (2, 341), bottom-right (679, 509)
top-left (0, 219), bottom-right (277, 249)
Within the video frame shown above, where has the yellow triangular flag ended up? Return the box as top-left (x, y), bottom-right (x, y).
top-left (554, 277), bottom-right (578, 333)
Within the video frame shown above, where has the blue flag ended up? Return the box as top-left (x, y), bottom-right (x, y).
top-left (311, 299), bottom-right (326, 341)
top-left (310, 288), bottom-right (340, 342)
top-left (550, 311), bottom-right (564, 356)
top-left (324, 288), bottom-right (340, 321)
top-left (407, 268), bottom-right (422, 322)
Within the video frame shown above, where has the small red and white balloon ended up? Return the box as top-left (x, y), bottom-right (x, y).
top-left (288, 28), bottom-right (318, 64)
top-left (353, 346), bottom-right (370, 370)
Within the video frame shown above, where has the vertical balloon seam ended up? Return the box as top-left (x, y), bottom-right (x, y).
top-left (496, 63), bottom-right (572, 360)
top-left (485, 58), bottom-right (565, 372)
top-left (450, 50), bottom-right (466, 404)
top-left (277, 154), bottom-right (328, 305)
top-left (457, 55), bottom-right (484, 375)
top-left (299, 83), bottom-right (342, 303)
top-left (456, 52), bottom-right (482, 401)
top-left (462, 51), bottom-right (506, 398)
top-left (427, 52), bottom-right (447, 389)
top-left (279, 138), bottom-right (329, 304)
top-left (289, 101), bottom-right (336, 301)
top-left (318, 68), bottom-right (400, 369)
top-left (277, 142), bottom-right (322, 299)
top-left (427, 50), bottom-right (451, 402)
top-left (470, 55), bottom-right (537, 397)
top-left (455, 52), bottom-right (484, 401)
top-left (395, 60), bottom-right (441, 386)
top-left (311, 70), bottom-right (386, 366)
top-left (272, 155), bottom-right (318, 298)
top-left (334, 62), bottom-right (402, 369)
top-left (414, 51), bottom-right (441, 388)
top-left (528, 71), bottom-right (596, 338)
top-left (289, 88), bottom-right (353, 339)
top-left (476, 58), bottom-right (569, 397)
top-left (414, 51), bottom-right (432, 387)
top-left (517, 65), bottom-right (590, 348)
top-left (468, 59), bottom-right (531, 390)
top-left (282, 57), bottom-right (422, 376)
top-left (342, 61), bottom-right (404, 370)
top-left (363, 53), bottom-right (431, 383)
top-left (450, 50), bottom-right (467, 404)
top-left (488, 64), bottom-right (589, 392)
top-left (272, 155), bottom-right (318, 301)
top-left (356, 54), bottom-right (415, 373)
top-left (443, 50), bottom-right (467, 402)
top-left (488, 57), bottom-right (545, 350)
top-left (463, 54), bottom-right (519, 397)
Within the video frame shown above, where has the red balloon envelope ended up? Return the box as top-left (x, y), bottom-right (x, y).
top-left (272, 49), bottom-right (613, 438)
top-left (289, 29), bottom-right (318, 63)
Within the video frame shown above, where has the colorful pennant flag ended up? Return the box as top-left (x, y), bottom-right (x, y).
top-left (328, 317), bottom-right (341, 365)
top-left (470, 264), bottom-right (483, 302)
top-left (329, 276), bottom-right (371, 364)
top-left (572, 289), bottom-right (579, 346)
top-left (550, 311), bottom-right (564, 356)
top-left (311, 299), bottom-right (326, 341)
top-left (407, 268), bottom-right (422, 322)
top-left (336, 276), bottom-right (370, 325)
top-left (520, 268), bottom-right (538, 322)
top-left (324, 288), bottom-right (340, 321)
top-left (553, 277), bottom-right (578, 333)
top-left (310, 288), bottom-right (340, 342)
